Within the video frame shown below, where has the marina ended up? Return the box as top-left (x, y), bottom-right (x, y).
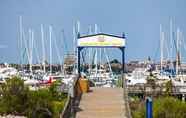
top-left (1, 0), bottom-right (186, 118)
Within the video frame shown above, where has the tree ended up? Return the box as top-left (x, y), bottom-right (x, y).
top-left (110, 59), bottom-right (120, 64)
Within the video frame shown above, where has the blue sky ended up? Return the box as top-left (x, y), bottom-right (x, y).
top-left (0, 0), bottom-right (186, 63)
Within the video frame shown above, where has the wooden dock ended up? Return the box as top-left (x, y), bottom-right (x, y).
top-left (76, 87), bottom-right (127, 118)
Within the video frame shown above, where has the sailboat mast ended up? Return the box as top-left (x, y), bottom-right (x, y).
top-left (179, 31), bottom-right (181, 66)
top-left (41, 24), bottom-right (46, 73)
top-left (53, 30), bottom-right (63, 72)
top-left (176, 28), bottom-right (180, 75)
top-left (28, 29), bottom-right (33, 73)
top-left (31, 30), bottom-right (34, 73)
top-left (160, 24), bottom-right (163, 76)
top-left (104, 48), bottom-right (113, 77)
top-left (76, 21), bottom-right (80, 74)
top-left (19, 16), bottom-right (23, 68)
top-left (73, 25), bottom-right (76, 73)
top-left (88, 25), bottom-right (92, 74)
top-left (99, 48), bottom-right (101, 67)
top-left (22, 29), bottom-right (29, 66)
top-left (95, 24), bottom-right (98, 76)
top-left (170, 19), bottom-right (173, 76)
top-left (49, 25), bottom-right (52, 74)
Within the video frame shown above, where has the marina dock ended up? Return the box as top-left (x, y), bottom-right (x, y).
top-left (76, 87), bottom-right (127, 118)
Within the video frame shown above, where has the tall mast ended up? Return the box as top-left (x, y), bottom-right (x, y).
top-left (170, 19), bottom-right (173, 60)
top-left (176, 28), bottom-right (180, 75)
top-left (76, 21), bottom-right (80, 74)
top-left (41, 24), bottom-right (46, 73)
top-left (31, 30), bottom-right (34, 73)
top-left (49, 25), bottom-right (52, 75)
top-left (22, 29), bottom-right (29, 65)
top-left (99, 48), bottom-right (101, 68)
top-left (73, 25), bottom-right (76, 56)
top-left (73, 25), bottom-right (76, 73)
top-left (98, 26), bottom-right (101, 67)
top-left (28, 29), bottom-right (33, 73)
top-left (33, 37), bottom-right (40, 64)
top-left (77, 21), bottom-right (80, 34)
top-left (95, 24), bottom-right (98, 34)
top-left (95, 24), bottom-right (98, 76)
top-left (170, 19), bottom-right (173, 76)
top-left (60, 30), bottom-right (65, 75)
top-left (88, 25), bottom-right (92, 73)
top-left (28, 29), bottom-right (31, 73)
top-left (19, 16), bottom-right (23, 68)
top-left (179, 31), bottom-right (181, 64)
top-left (53, 30), bottom-right (62, 72)
top-left (104, 48), bottom-right (113, 77)
top-left (160, 24), bottom-right (164, 76)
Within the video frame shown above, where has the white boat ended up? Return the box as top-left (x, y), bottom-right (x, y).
top-left (89, 68), bottom-right (114, 87)
top-left (0, 67), bottom-right (17, 77)
top-left (126, 68), bottom-right (147, 85)
top-left (24, 79), bottom-right (40, 85)
top-left (0, 66), bottom-right (18, 83)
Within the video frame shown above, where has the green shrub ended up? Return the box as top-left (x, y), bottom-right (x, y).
top-left (0, 76), bottom-right (29, 115)
top-left (51, 100), bottom-right (66, 118)
top-left (26, 89), bottom-right (52, 117)
top-left (153, 97), bottom-right (186, 118)
top-left (131, 97), bottom-right (186, 118)
top-left (0, 76), bottom-right (67, 118)
top-left (116, 78), bottom-right (123, 87)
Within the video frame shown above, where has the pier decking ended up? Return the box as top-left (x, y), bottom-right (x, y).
top-left (76, 87), bottom-right (127, 118)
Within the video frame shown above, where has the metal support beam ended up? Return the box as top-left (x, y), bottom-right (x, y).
top-left (78, 47), bottom-right (83, 77)
top-left (77, 33), bottom-right (81, 77)
top-left (121, 47), bottom-right (125, 88)
top-left (122, 33), bottom-right (126, 88)
top-left (77, 48), bottom-right (80, 76)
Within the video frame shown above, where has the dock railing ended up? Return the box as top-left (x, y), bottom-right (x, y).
top-left (60, 95), bottom-right (71, 118)
top-left (123, 75), bottom-right (132, 118)
top-left (127, 85), bottom-right (186, 95)
top-left (61, 75), bottom-right (82, 118)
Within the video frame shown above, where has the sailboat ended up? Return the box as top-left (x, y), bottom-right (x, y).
top-left (0, 63), bottom-right (18, 83)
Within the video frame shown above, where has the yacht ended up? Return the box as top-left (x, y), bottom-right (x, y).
top-left (126, 68), bottom-right (147, 85)
top-left (89, 68), bottom-right (113, 87)
top-left (0, 66), bottom-right (18, 83)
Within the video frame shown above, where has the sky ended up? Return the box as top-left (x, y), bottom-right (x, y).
top-left (0, 0), bottom-right (186, 63)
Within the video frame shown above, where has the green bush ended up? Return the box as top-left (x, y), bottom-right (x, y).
top-left (130, 98), bottom-right (145, 118)
top-left (131, 97), bottom-right (186, 118)
top-left (0, 76), bottom-right (67, 118)
top-left (0, 76), bottom-right (29, 115)
top-left (153, 97), bottom-right (186, 118)
top-left (165, 80), bottom-right (173, 96)
top-left (116, 78), bottom-right (123, 87)
top-left (26, 89), bottom-right (52, 117)
top-left (51, 100), bottom-right (66, 118)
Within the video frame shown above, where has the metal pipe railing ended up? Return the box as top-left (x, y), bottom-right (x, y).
top-left (123, 74), bottom-right (132, 118)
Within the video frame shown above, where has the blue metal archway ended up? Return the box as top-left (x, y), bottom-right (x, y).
top-left (77, 33), bottom-right (126, 87)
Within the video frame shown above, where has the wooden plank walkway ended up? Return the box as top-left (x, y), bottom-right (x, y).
top-left (76, 87), bottom-right (127, 118)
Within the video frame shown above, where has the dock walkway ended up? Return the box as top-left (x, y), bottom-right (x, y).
top-left (76, 87), bottom-right (127, 118)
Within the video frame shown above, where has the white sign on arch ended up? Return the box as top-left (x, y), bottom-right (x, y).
top-left (77, 34), bottom-right (125, 47)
